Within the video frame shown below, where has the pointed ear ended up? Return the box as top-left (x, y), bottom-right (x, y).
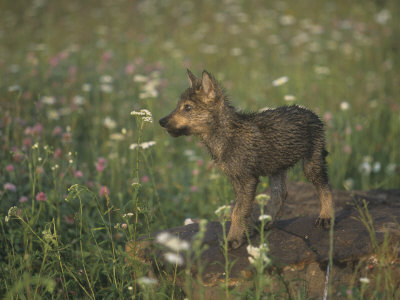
top-left (201, 70), bottom-right (215, 100)
top-left (187, 69), bottom-right (198, 88)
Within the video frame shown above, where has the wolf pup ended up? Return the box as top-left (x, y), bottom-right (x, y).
top-left (159, 70), bottom-right (334, 250)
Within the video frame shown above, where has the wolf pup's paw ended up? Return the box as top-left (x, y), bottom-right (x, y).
top-left (314, 217), bottom-right (331, 229)
top-left (227, 236), bottom-right (245, 250)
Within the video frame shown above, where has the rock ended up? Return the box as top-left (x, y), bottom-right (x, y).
top-left (126, 182), bottom-right (400, 299)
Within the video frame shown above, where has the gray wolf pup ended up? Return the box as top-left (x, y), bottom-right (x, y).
top-left (159, 70), bottom-right (334, 249)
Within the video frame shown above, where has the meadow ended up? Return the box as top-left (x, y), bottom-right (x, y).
top-left (1, 0), bottom-right (399, 298)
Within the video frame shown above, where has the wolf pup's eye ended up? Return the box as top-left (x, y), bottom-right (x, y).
top-left (184, 104), bottom-right (192, 112)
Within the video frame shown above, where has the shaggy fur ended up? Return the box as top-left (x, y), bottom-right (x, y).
top-left (159, 70), bottom-right (334, 249)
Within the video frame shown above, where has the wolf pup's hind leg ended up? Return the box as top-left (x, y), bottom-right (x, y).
top-left (303, 149), bottom-right (334, 228)
top-left (265, 171), bottom-right (287, 227)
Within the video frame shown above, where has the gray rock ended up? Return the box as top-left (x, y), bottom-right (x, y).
top-left (126, 182), bottom-right (400, 299)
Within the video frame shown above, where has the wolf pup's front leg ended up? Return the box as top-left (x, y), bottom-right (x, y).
top-left (227, 176), bottom-right (258, 250)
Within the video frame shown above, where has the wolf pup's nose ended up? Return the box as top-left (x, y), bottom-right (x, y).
top-left (159, 117), bottom-right (168, 127)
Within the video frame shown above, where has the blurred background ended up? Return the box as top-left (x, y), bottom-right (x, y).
top-left (0, 0), bottom-right (399, 296)
top-left (1, 0), bottom-right (399, 222)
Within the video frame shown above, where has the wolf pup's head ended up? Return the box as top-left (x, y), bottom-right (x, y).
top-left (159, 69), bottom-right (223, 137)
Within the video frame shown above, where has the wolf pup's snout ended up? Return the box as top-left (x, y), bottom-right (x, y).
top-left (159, 116), bottom-right (168, 128)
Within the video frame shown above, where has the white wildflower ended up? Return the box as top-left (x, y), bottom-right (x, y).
top-left (130, 111), bottom-right (146, 116)
top-left (137, 277), bottom-right (158, 286)
top-left (109, 133), bottom-right (124, 141)
top-left (272, 76), bottom-right (289, 87)
top-left (385, 163), bottom-right (396, 175)
top-left (200, 44), bottom-right (218, 54)
top-left (140, 109), bottom-right (152, 117)
top-left (123, 212), bottom-right (134, 218)
top-left (184, 218), bottom-right (195, 225)
top-left (247, 243), bottom-right (270, 265)
top-left (139, 79), bottom-right (159, 99)
top-left (47, 110), bottom-right (59, 120)
top-left (103, 116), bottom-right (117, 129)
top-left (284, 95), bottom-right (296, 102)
top-left (143, 116), bottom-right (153, 123)
top-left (214, 205), bottom-right (231, 218)
top-left (343, 178), bottom-right (354, 190)
top-left (133, 74), bottom-right (148, 83)
top-left (340, 101), bottom-right (350, 111)
top-left (100, 84), bottom-right (113, 93)
top-left (73, 95), bottom-right (85, 106)
top-left (8, 85), bottom-right (21, 92)
top-left (255, 194), bottom-right (270, 206)
top-left (359, 161), bottom-right (371, 176)
top-left (5, 206), bottom-right (19, 222)
top-left (230, 48), bottom-right (242, 56)
top-left (359, 277), bottom-right (370, 284)
top-left (280, 15), bottom-right (296, 26)
top-left (156, 232), bottom-right (190, 252)
top-left (100, 75), bottom-right (113, 83)
top-left (9, 64), bottom-right (20, 73)
top-left (41, 96), bottom-right (56, 105)
top-left (183, 149), bottom-right (195, 157)
top-left (129, 143), bottom-right (138, 150)
top-left (82, 83), bottom-right (92, 92)
top-left (259, 214), bottom-right (272, 222)
top-left (140, 141), bottom-right (156, 149)
top-left (164, 252), bottom-right (184, 265)
top-left (131, 109), bottom-right (153, 122)
top-left (375, 9), bottom-right (391, 25)
top-left (130, 141), bottom-right (156, 150)
top-left (372, 162), bottom-right (381, 173)
top-left (314, 66), bottom-right (330, 75)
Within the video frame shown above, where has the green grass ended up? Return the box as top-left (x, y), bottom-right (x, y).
top-left (0, 0), bottom-right (399, 298)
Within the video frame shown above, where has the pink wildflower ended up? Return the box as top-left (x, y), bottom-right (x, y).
top-left (190, 185), bottom-right (199, 192)
top-left (323, 112), bottom-right (333, 122)
top-left (64, 215), bottom-right (75, 224)
top-left (62, 132), bottom-right (72, 142)
top-left (53, 148), bottom-right (62, 159)
top-left (69, 66), bottom-right (77, 78)
top-left (96, 157), bottom-right (108, 172)
top-left (24, 126), bottom-right (33, 135)
top-left (74, 170), bottom-right (83, 178)
top-left (6, 164), bottom-right (14, 172)
top-left (4, 183), bottom-right (17, 192)
top-left (32, 123), bottom-right (43, 135)
top-left (141, 175), bottom-right (149, 183)
top-left (343, 145), bottom-right (352, 154)
top-left (49, 55), bottom-right (60, 67)
top-left (52, 126), bottom-right (63, 136)
top-left (99, 186), bottom-right (109, 198)
top-left (101, 51), bottom-right (113, 63)
top-left (125, 63), bottom-right (135, 74)
top-left (36, 166), bottom-right (45, 174)
top-left (36, 192), bottom-right (47, 202)
top-left (13, 152), bottom-right (23, 162)
top-left (19, 196), bottom-right (28, 203)
top-left (23, 137), bottom-right (32, 147)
